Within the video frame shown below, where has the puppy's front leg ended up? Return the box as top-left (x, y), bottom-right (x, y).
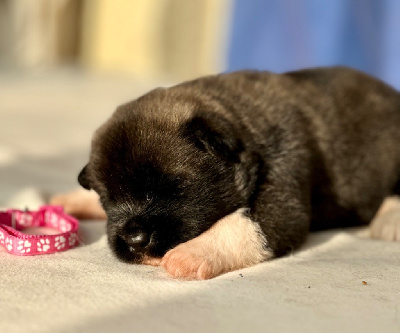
top-left (249, 181), bottom-right (311, 259)
top-left (162, 155), bottom-right (311, 279)
top-left (161, 181), bottom-right (310, 280)
top-left (50, 189), bottom-right (107, 220)
top-left (161, 208), bottom-right (272, 280)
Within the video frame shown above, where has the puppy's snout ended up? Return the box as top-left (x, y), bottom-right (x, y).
top-left (120, 228), bottom-right (151, 253)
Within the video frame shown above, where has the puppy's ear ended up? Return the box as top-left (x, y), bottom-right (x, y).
top-left (78, 164), bottom-right (91, 190)
top-left (182, 113), bottom-right (243, 163)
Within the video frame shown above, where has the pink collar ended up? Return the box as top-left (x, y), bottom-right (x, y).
top-left (0, 205), bottom-right (79, 255)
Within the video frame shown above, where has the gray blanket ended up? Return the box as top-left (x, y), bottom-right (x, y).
top-left (1, 71), bottom-right (399, 333)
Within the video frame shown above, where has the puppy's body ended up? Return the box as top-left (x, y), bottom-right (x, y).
top-left (65, 67), bottom-right (400, 278)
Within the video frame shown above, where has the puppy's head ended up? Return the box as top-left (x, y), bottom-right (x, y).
top-left (79, 89), bottom-right (253, 263)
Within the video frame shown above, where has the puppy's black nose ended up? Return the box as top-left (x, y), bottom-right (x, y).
top-left (123, 231), bottom-right (150, 252)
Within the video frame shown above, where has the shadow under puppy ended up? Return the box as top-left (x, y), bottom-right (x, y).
top-left (52, 66), bottom-right (400, 280)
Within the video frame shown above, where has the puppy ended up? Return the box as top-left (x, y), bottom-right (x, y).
top-left (52, 67), bottom-right (400, 279)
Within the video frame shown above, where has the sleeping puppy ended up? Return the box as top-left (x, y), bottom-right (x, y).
top-left (52, 67), bottom-right (400, 279)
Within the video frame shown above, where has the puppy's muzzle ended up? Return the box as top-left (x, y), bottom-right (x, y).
top-left (121, 231), bottom-right (151, 253)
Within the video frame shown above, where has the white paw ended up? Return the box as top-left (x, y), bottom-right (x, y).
top-left (5, 238), bottom-right (13, 251)
top-left (18, 213), bottom-right (33, 227)
top-left (55, 236), bottom-right (66, 250)
top-left (68, 233), bottom-right (78, 247)
top-left (160, 241), bottom-right (220, 280)
top-left (59, 218), bottom-right (71, 232)
top-left (160, 209), bottom-right (272, 280)
top-left (37, 239), bottom-right (50, 252)
top-left (370, 210), bottom-right (400, 241)
top-left (17, 240), bottom-right (32, 254)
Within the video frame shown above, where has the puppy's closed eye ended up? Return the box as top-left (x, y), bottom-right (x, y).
top-left (182, 113), bottom-right (243, 163)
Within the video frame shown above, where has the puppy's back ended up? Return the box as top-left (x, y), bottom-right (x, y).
top-left (176, 67), bottom-right (400, 228)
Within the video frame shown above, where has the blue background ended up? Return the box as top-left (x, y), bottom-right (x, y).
top-left (227, 0), bottom-right (400, 89)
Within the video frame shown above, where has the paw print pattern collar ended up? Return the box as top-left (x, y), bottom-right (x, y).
top-left (0, 205), bottom-right (79, 255)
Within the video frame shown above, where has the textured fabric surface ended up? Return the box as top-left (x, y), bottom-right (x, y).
top-left (1, 71), bottom-right (399, 333)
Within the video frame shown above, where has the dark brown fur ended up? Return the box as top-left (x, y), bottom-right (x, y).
top-left (78, 66), bottom-right (400, 262)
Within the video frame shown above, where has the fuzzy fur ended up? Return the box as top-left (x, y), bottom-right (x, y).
top-left (160, 209), bottom-right (272, 279)
top-left (59, 66), bottom-right (400, 279)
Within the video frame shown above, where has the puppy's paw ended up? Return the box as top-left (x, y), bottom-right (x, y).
top-left (160, 209), bottom-right (272, 280)
top-left (370, 210), bottom-right (400, 241)
top-left (370, 196), bottom-right (400, 241)
top-left (50, 189), bottom-right (107, 220)
top-left (160, 241), bottom-right (220, 280)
